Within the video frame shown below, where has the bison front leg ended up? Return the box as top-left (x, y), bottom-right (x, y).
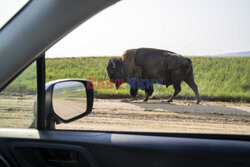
top-left (144, 86), bottom-right (154, 102)
top-left (130, 88), bottom-right (138, 100)
top-left (167, 83), bottom-right (181, 103)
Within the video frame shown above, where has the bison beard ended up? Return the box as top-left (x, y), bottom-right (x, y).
top-left (115, 79), bottom-right (124, 89)
top-left (106, 48), bottom-right (200, 104)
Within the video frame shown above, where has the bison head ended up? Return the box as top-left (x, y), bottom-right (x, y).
top-left (106, 58), bottom-right (124, 89)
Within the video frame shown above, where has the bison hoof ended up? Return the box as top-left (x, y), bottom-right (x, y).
top-left (130, 97), bottom-right (137, 101)
top-left (143, 99), bottom-right (148, 102)
top-left (167, 100), bottom-right (172, 103)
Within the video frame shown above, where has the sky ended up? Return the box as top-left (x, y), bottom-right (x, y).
top-left (1, 0), bottom-right (250, 57)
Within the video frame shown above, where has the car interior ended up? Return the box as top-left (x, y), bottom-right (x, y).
top-left (0, 0), bottom-right (249, 167)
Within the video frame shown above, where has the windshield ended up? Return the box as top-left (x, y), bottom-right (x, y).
top-left (46, 0), bottom-right (250, 134)
top-left (0, 0), bottom-right (29, 29)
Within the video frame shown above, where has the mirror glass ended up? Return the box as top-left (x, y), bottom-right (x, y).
top-left (52, 81), bottom-right (87, 120)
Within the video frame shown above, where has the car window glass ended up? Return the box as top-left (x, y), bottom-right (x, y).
top-left (46, 0), bottom-right (250, 134)
top-left (0, 62), bottom-right (37, 128)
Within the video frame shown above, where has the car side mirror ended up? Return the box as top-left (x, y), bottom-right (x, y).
top-left (45, 79), bottom-right (93, 126)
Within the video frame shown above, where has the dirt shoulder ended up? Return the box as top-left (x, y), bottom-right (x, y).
top-left (57, 99), bottom-right (250, 134)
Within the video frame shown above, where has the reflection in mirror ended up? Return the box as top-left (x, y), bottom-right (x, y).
top-left (52, 81), bottom-right (86, 120)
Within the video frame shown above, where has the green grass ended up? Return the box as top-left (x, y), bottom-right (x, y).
top-left (2, 62), bottom-right (37, 95)
top-left (46, 56), bottom-right (250, 102)
top-left (2, 56), bottom-right (250, 102)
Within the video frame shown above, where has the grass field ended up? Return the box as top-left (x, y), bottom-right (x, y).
top-left (3, 56), bottom-right (250, 102)
top-left (46, 56), bottom-right (250, 102)
top-left (2, 62), bottom-right (37, 95)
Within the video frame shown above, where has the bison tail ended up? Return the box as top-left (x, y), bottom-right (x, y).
top-left (186, 58), bottom-right (193, 76)
top-left (186, 58), bottom-right (192, 65)
top-left (181, 58), bottom-right (193, 74)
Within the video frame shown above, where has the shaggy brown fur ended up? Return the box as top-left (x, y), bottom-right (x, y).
top-left (106, 48), bottom-right (200, 104)
top-left (121, 49), bottom-right (142, 79)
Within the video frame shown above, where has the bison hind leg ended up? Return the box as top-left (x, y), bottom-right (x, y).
top-left (185, 77), bottom-right (200, 104)
top-left (167, 83), bottom-right (181, 103)
top-left (143, 86), bottom-right (154, 102)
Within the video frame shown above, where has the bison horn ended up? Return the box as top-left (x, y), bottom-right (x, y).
top-left (111, 59), bottom-right (116, 69)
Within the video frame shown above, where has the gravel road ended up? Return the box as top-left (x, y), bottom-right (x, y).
top-left (56, 99), bottom-right (250, 134)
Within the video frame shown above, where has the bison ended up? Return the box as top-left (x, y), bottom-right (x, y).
top-left (106, 48), bottom-right (200, 104)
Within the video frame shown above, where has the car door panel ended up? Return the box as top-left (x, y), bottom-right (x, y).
top-left (10, 142), bottom-right (98, 167)
top-left (0, 129), bottom-right (249, 167)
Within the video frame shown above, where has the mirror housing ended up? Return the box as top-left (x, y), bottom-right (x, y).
top-left (45, 79), bottom-right (93, 127)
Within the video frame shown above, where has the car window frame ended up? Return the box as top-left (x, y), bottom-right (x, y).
top-left (0, 1), bottom-right (30, 32)
top-left (36, 53), bottom-right (46, 129)
top-left (0, 0), bottom-right (248, 140)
